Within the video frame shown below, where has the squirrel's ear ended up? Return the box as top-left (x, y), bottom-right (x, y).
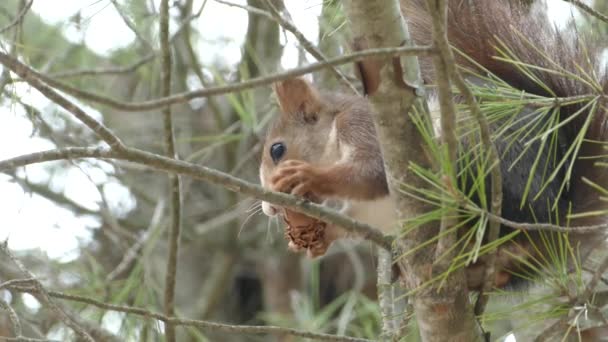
top-left (273, 78), bottom-right (323, 119)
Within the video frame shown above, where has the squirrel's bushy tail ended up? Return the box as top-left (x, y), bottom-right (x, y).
top-left (404, 0), bottom-right (608, 227)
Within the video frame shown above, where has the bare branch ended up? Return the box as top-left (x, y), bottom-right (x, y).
top-left (49, 54), bottom-right (155, 79)
top-left (0, 47), bottom-right (432, 112)
top-left (377, 249), bottom-right (395, 339)
top-left (424, 0), bottom-right (503, 316)
top-left (478, 208), bottom-right (607, 233)
top-left (159, 1), bottom-right (181, 340)
top-left (0, 147), bottom-right (114, 169)
top-left (0, 147), bottom-right (393, 250)
top-left (111, 0), bottom-right (154, 50)
top-left (425, 0), bottom-right (460, 266)
top-left (0, 277), bottom-right (36, 290)
top-left (0, 0), bottom-right (27, 95)
top-left (106, 201), bottom-right (165, 282)
top-left (0, 337), bottom-right (57, 342)
top-left (214, 0), bottom-right (274, 20)
top-left (0, 0), bottom-right (32, 34)
top-left (0, 297), bottom-right (22, 337)
top-left (260, 0), bottom-right (359, 94)
top-left (7, 286), bottom-right (372, 342)
top-left (0, 53), bottom-right (125, 149)
top-left (564, 0), bottom-right (608, 24)
top-left (46, 13), bottom-right (198, 80)
top-left (0, 242), bottom-right (94, 342)
top-left (580, 253), bottom-right (608, 303)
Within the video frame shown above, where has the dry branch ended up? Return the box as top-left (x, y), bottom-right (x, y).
top-left (423, 0), bottom-right (503, 316)
top-left (564, 0), bottom-right (608, 23)
top-left (342, 0), bottom-right (483, 340)
top-left (50, 54), bottom-right (155, 79)
top-left (261, 0), bottom-right (359, 94)
top-left (0, 47), bottom-right (432, 112)
top-left (0, 0), bottom-right (32, 34)
top-left (0, 242), bottom-right (94, 342)
top-left (159, 1), bottom-right (182, 340)
top-left (0, 53), bottom-right (125, 149)
top-left (6, 285), bottom-right (371, 342)
top-left (0, 147), bottom-right (393, 250)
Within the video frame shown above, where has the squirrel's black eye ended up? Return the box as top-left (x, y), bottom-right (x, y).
top-left (270, 142), bottom-right (286, 164)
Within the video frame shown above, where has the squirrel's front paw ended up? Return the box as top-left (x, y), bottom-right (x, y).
top-left (270, 160), bottom-right (328, 198)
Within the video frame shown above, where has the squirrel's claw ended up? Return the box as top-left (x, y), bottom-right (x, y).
top-left (270, 160), bottom-right (324, 197)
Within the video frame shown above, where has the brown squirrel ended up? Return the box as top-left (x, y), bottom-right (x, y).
top-left (259, 1), bottom-right (608, 289)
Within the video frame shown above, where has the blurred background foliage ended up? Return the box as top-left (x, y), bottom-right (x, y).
top-left (0, 0), bottom-right (605, 341)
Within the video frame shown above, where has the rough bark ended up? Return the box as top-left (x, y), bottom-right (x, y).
top-left (341, 0), bottom-right (482, 340)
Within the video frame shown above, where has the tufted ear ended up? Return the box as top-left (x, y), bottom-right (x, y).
top-left (273, 78), bottom-right (324, 121)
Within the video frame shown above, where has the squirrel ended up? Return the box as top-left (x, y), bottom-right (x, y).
top-left (259, 0), bottom-right (608, 289)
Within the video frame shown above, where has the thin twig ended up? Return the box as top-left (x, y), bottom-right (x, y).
top-left (0, 52), bottom-right (125, 150)
top-left (564, 0), bottom-right (608, 24)
top-left (106, 200), bottom-right (165, 282)
top-left (0, 277), bottom-right (35, 290)
top-left (478, 208), bottom-right (607, 233)
top-left (424, 0), bottom-right (503, 316)
top-left (0, 242), bottom-right (94, 342)
top-left (7, 8), bottom-right (198, 80)
top-left (0, 147), bottom-right (114, 170)
top-left (215, 0), bottom-right (358, 93)
top-left (260, 0), bottom-right (359, 94)
top-left (0, 0), bottom-right (27, 95)
top-left (426, 0), bottom-right (460, 266)
top-left (160, 1), bottom-right (181, 341)
top-left (0, 0), bottom-right (32, 34)
top-left (6, 286), bottom-right (371, 342)
top-left (112, 147), bottom-right (395, 250)
top-left (46, 12), bottom-right (199, 80)
top-left (377, 249), bottom-right (395, 339)
top-left (49, 53), bottom-right (155, 79)
top-left (0, 297), bottom-right (22, 337)
top-left (0, 147), bottom-right (393, 250)
top-left (0, 47), bottom-right (433, 112)
top-left (0, 337), bottom-right (57, 342)
top-left (176, 2), bottom-right (225, 128)
top-left (580, 253), bottom-right (608, 303)
top-left (214, 0), bottom-right (274, 20)
top-left (535, 255), bottom-right (608, 342)
top-left (10, 173), bottom-right (98, 215)
top-left (111, 0), bottom-right (154, 50)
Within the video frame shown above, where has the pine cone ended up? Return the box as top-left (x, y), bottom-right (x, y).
top-left (282, 209), bottom-right (329, 258)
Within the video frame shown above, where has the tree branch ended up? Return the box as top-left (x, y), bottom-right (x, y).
top-left (424, 0), bottom-right (503, 316)
top-left (377, 249), bottom-right (395, 339)
top-left (159, 1), bottom-right (182, 340)
top-left (0, 297), bottom-right (22, 337)
top-left (564, 0), bottom-right (608, 24)
top-left (0, 0), bottom-right (32, 34)
top-left (0, 47), bottom-right (432, 112)
top-left (49, 54), bottom-right (155, 79)
top-left (342, 0), bottom-right (482, 340)
top-left (110, 0), bottom-right (154, 51)
top-left (0, 242), bottom-right (94, 342)
top-left (0, 52), bottom-right (125, 149)
top-left (478, 208), bottom-right (607, 233)
top-left (426, 0), bottom-right (460, 269)
top-left (0, 147), bottom-right (393, 250)
top-left (6, 285), bottom-right (371, 342)
top-left (260, 0), bottom-right (359, 94)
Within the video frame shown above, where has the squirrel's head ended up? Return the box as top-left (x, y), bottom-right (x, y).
top-left (259, 77), bottom-right (342, 216)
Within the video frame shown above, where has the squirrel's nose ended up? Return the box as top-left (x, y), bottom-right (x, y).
top-left (261, 201), bottom-right (278, 216)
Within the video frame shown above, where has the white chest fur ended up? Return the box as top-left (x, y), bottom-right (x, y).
top-left (341, 196), bottom-right (397, 233)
